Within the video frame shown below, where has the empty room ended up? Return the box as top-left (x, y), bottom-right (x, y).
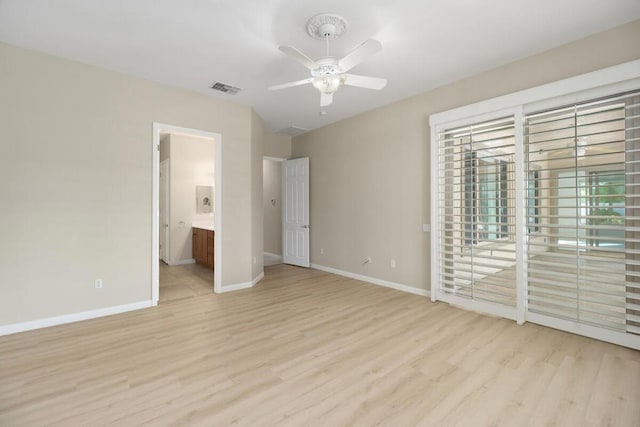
top-left (1, 1), bottom-right (640, 425)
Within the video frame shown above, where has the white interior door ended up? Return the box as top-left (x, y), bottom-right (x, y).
top-left (282, 157), bottom-right (310, 267)
top-left (159, 159), bottom-right (170, 263)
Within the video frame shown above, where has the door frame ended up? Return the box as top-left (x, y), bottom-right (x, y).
top-left (152, 123), bottom-right (222, 304)
top-left (159, 158), bottom-right (170, 263)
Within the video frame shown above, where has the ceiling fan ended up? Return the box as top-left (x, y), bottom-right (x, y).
top-left (268, 14), bottom-right (387, 107)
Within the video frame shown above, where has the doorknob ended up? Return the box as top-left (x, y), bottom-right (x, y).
top-left (301, 225), bottom-right (310, 229)
top-left (163, 224), bottom-right (169, 228)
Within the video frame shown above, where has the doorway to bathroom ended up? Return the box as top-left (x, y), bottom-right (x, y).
top-left (263, 156), bottom-right (285, 266)
top-left (152, 123), bottom-right (222, 304)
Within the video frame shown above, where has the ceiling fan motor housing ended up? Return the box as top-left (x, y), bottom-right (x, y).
top-left (312, 58), bottom-right (341, 76)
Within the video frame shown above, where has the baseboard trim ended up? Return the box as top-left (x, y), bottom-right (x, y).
top-left (252, 271), bottom-right (265, 286)
top-left (219, 271), bottom-right (265, 293)
top-left (166, 258), bottom-right (196, 266)
top-left (0, 300), bottom-right (153, 336)
top-left (264, 252), bottom-right (283, 264)
top-left (310, 264), bottom-right (430, 298)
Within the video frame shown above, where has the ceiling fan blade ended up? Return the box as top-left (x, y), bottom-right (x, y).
top-left (338, 39), bottom-right (382, 72)
top-left (279, 46), bottom-right (319, 70)
top-left (268, 77), bottom-right (314, 91)
top-left (320, 92), bottom-right (333, 107)
top-left (343, 74), bottom-right (387, 90)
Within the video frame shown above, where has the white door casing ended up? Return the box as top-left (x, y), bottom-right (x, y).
top-left (159, 159), bottom-right (170, 263)
top-left (152, 123), bottom-right (222, 305)
top-left (282, 157), bottom-right (310, 267)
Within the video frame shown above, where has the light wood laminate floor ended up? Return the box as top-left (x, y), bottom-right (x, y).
top-left (1, 264), bottom-right (639, 426)
top-left (159, 261), bottom-right (213, 303)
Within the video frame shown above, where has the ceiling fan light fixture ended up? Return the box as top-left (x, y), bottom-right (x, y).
top-left (312, 75), bottom-right (344, 94)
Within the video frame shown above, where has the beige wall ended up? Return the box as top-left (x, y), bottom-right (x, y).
top-left (263, 159), bottom-right (283, 255)
top-left (264, 132), bottom-right (292, 159)
top-left (0, 42), bottom-right (261, 326)
top-left (167, 134), bottom-right (215, 263)
top-left (292, 20), bottom-right (640, 292)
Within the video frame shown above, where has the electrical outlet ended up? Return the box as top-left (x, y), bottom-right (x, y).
top-left (391, 259), bottom-right (396, 268)
top-left (320, 248), bottom-right (324, 255)
top-left (94, 279), bottom-right (103, 289)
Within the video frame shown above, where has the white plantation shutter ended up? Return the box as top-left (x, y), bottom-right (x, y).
top-left (525, 91), bottom-right (640, 334)
top-left (437, 116), bottom-right (517, 311)
top-left (623, 93), bottom-right (640, 335)
top-left (431, 61), bottom-right (640, 348)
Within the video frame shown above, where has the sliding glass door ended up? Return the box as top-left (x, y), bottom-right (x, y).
top-left (524, 91), bottom-right (640, 336)
top-left (433, 89), bottom-right (640, 348)
top-left (437, 116), bottom-right (517, 316)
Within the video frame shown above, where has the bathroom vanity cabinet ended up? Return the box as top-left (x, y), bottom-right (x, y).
top-left (192, 227), bottom-right (214, 270)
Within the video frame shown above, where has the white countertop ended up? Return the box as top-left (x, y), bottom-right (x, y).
top-left (191, 221), bottom-right (215, 231)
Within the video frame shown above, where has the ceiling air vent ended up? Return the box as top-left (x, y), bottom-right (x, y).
top-left (277, 126), bottom-right (308, 137)
top-left (210, 81), bottom-right (241, 95)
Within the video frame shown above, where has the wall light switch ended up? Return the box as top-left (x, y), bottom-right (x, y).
top-left (423, 224), bottom-right (431, 232)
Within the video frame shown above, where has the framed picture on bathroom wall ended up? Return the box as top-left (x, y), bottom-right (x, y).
top-left (196, 185), bottom-right (214, 213)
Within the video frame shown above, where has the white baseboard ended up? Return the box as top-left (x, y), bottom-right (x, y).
top-left (264, 252), bottom-right (283, 265)
top-left (166, 258), bottom-right (196, 266)
top-left (311, 263), bottom-right (430, 298)
top-left (252, 271), bottom-right (265, 286)
top-left (219, 271), bottom-right (265, 293)
top-left (0, 300), bottom-right (153, 336)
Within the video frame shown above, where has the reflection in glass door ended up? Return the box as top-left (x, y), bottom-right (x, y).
top-left (525, 94), bottom-right (630, 331)
top-left (437, 116), bottom-right (517, 312)
top-left (588, 171), bottom-right (625, 249)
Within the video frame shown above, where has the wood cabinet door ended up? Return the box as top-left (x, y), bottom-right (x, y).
top-left (193, 228), bottom-right (202, 263)
top-left (207, 230), bottom-right (214, 270)
top-left (193, 228), bottom-right (214, 270)
top-left (199, 230), bottom-right (207, 263)
top-left (192, 228), bottom-right (198, 261)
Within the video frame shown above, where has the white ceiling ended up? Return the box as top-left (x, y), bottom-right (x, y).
top-left (1, 1), bottom-right (639, 133)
